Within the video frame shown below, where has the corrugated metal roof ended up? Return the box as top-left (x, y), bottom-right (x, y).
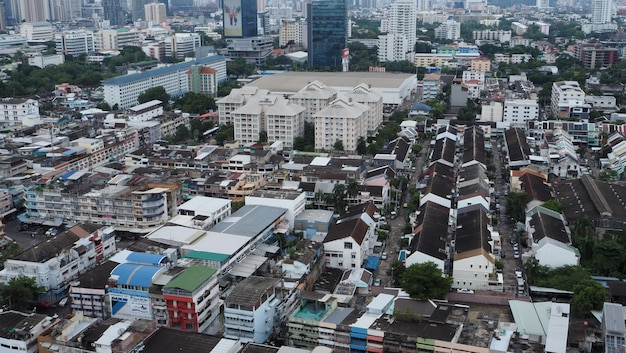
top-left (126, 252), bottom-right (167, 265)
top-left (183, 250), bottom-right (229, 262)
top-left (111, 263), bottom-right (164, 287)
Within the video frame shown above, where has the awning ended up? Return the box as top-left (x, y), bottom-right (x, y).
top-left (229, 255), bottom-right (268, 278)
top-left (1, 208), bottom-right (17, 218)
top-left (43, 219), bottom-right (63, 227)
top-left (17, 213), bottom-right (32, 224)
top-left (364, 256), bottom-right (380, 271)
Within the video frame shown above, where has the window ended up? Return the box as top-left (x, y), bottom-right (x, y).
top-left (344, 242), bottom-right (352, 249)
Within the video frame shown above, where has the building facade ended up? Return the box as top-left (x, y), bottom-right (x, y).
top-left (307, 0), bottom-right (348, 69)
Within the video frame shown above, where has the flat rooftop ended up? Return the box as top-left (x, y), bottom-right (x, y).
top-left (250, 71), bottom-right (415, 93)
top-left (210, 205), bottom-right (286, 237)
top-left (225, 276), bottom-right (279, 307)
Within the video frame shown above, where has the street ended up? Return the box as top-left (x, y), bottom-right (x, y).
top-left (376, 138), bottom-right (429, 287)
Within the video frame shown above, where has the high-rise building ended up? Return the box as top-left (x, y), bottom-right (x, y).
top-left (103, 0), bottom-right (124, 26)
top-left (145, 1), bottom-right (166, 25)
top-left (384, 0), bottom-right (416, 59)
top-left (17, 0), bottom-right (51, 22)
top-left (307, 0), bottom-right (348, 69)
top-left (50, 0), bottom-right (81, 21)
top-left (416, 0), bottom-right (430, 11)
top-left (130, 0), bottom-right (146, 21)
top-left (222, 0), bottom-right (258, 38)
top-left (169, 0), bottom-right (193, 12)
top-left (592, 0), bottom-right (612, 24)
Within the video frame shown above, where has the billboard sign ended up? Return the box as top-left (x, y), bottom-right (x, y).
top-left (223, 0), bottom-right (243, 37)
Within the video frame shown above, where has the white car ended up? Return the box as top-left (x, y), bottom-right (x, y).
top-left (515, 269), bottom-right (523, 278)
top-left (381, 252), bottom-right (388, 260)
top-left (58, 298), bottom-right (68, 307)
top-left (457, 288), bottom-right (475, 294)
top-left (374, 278), bottom-right (382, 286)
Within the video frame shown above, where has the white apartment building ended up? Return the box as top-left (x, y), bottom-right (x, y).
top-left (95, 28), bottom-right (141, 51)
top-left (55, 29), bottom-right (95, 56)
top-left (472, 29), bottom-right (511, 43)
top-left (592, 0), bottom-right (612, 24)
top-left (127, 100), bottom-right (164, 121)
top-left (341, 83), bottom-right (383, 136)
top-left (174, 196), bottom-right (231, 228)
top-left (279, 18), bottom-right (307, 48)
top-left (435, 20), bottom-right (461, 40)
top-left (0, 311), bottom-right (49, 353)
top-left (27, 54), bottom-right (64, 68)
top-left (145, 2), bottom-right (167, 25)
top-left (422, 73), bottom-right (441, 100)
top-left (103, 55), bottom-right (227, 109)
top-left (462, 70), bottom-right (485, 84)
top-left (378, 33), bottom-right (408, 62)
top-left (503, 99), bottom-right (539, 126)
top-left (0, 224), bottom-right (116, 291)
top-left (231, 94), bottom-right (305, 149)
top-left (382, 0), bottom-right (417, 59)
top-left (290, 80), bottom-right (338, 124)
top-left (165, 33), bottom-right (202, 58)
top-left (19, 21), bottom-right (53, 42)
top-left (511, 22), bottom-right (528, 35)
top-left (224, 276), bottom-right (280, 343)
top-left (0, 98), bottom-right (40, 127)
top-left (313, 98), bottom-right (368, 151)
top-left (217, 86), bottom-right (269, 126)
top-left (550, 81), bottom-right (586, 117)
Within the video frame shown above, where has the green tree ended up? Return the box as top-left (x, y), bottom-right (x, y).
top-left (572, 280), bottom-right (608, 312)
top-left (505, 191), bottom-right (531, 223)
top-left (356, 137), bottom-right (367, 155)
top-left (138, 86), bottom-right (170, 107)
top-left (400, 262), bottom-right (452, 300)
top-left (0, 276), bottom-right (43, 310)
top-left (333, 140), bottom-right (344, 151)
top-left (172, 91), bottom-right (217, 114)
top-left (215, 124), bottom-right (234, 145)
top-left (174, 124), bottom-right (191, 142)
top-left (387, 260), bottom-right (406, 286)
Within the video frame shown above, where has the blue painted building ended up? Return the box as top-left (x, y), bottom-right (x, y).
top-left (108, 263), bottom-right (166, 320)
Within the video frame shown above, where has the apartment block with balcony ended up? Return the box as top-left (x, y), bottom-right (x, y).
top-left (0, 223), bottom-right (115, 292)
top-left (224, 276), bottom-right (280, 343)
top-left (313, 98), bottom-right (368, 152)
top-left (279, 18), bottom-right (308, 48)
top-left (550, 81), bottom-right (586, 118)
top-left (288, 293), bottom-right (338, 348)
top-left (0, 98), bottom-right (40, 127)
top-left (217, 86), bottom-right (270, 125)
top-left (503, 99), bottom-right (539, 127)
top-left (341, 84), bottom-right (383, 136)
top-left (163, 266), bottom-right (220, 333)
top-left (290, 81), bottom-right (338, 124)
top-left (70, 261), bottom-right (118, 318)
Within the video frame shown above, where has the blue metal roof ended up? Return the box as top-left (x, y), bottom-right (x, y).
top-left (60, 171), bottom-right (76, 180)
top-left (410, 103), bottom-right (432, 111)
top-left (126, 252), bottom-right (167, 265)
top-left (364, 256), bottom-right (380, 271)
top-left (103, 55), bottom-right (225, 86)
top-left (111, 263), bottom-right (163, 288)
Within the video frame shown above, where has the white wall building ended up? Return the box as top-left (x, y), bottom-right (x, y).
top-left (550, 81), bottom-right (586, 117)
top-left (0, 98), bottom-right (40, 127)
top-left (127, 100), bottom-right (164, 121)
top-left (104, 55), bottom-right (227, 109)
top-left (382, 0), bottom-right (417, 60)
top-left (290, 80), bottom-right (338, 124)
top-left (245, 190), bottom-right (306, 229)
top-left (313, 98), bottom-right (368, 152)
top-left (27, 54), bottom-right (65, 68)
top-left (0, 224), bottom-right (115, 291)
top-left (55, 29), bottom-right (95, 56)
top-left (480, 101), bottom-right (503, 122)
top-left (19, 21), bottom-right (53, 42)
top-left (144, 2), bottom-right (167, 25)
top-left (279, 18), bottom-right (307, 48)
top-left (0, 311), bottom-right (50, 353)
top-left (378, 33), bottom-right (408, 63)
top-left (503, 99), bottom-right (539, 126)
top-left (341, 83), bottom-right (384, 136)
top-left (435, 20), bottom-right (461, 40)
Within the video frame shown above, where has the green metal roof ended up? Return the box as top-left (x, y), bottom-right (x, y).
top-left (183, 250), bottom-right (230, 262)
top-left (164, 266), bottom-right (217, 292)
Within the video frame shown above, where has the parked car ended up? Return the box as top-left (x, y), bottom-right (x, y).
top-left (58, 298), bottom-right (68, 307)
top-left (374, 278), bottom-right (382, 286)
top-left (500, 251), bottom-right (505, 258)
top-left (514, 251), bottom-right (520, 259)
top-left (456, 288), bottom-right (475, 294)
top-left (515, 268), bottom-right (523, 278)
top-left (45, 228), bottom-right (57, 238)
top-left (381, 252), bottom-right (388, 260)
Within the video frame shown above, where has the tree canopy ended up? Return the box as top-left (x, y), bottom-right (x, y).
top-left (172, 92), bottom-right (217, 114)
top-left (138, 86), bottom-right (170, 107)
top-left (400, 262), bottom-right (452, 300)
top-left (0, 276), bottom-right (43, 310)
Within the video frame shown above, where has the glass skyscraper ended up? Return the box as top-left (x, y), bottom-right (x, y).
top-left (307, 0), bottom-right (348, 69)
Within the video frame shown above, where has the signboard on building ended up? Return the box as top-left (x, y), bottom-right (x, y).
top-left (223, 0), bottom-right (243, 37)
